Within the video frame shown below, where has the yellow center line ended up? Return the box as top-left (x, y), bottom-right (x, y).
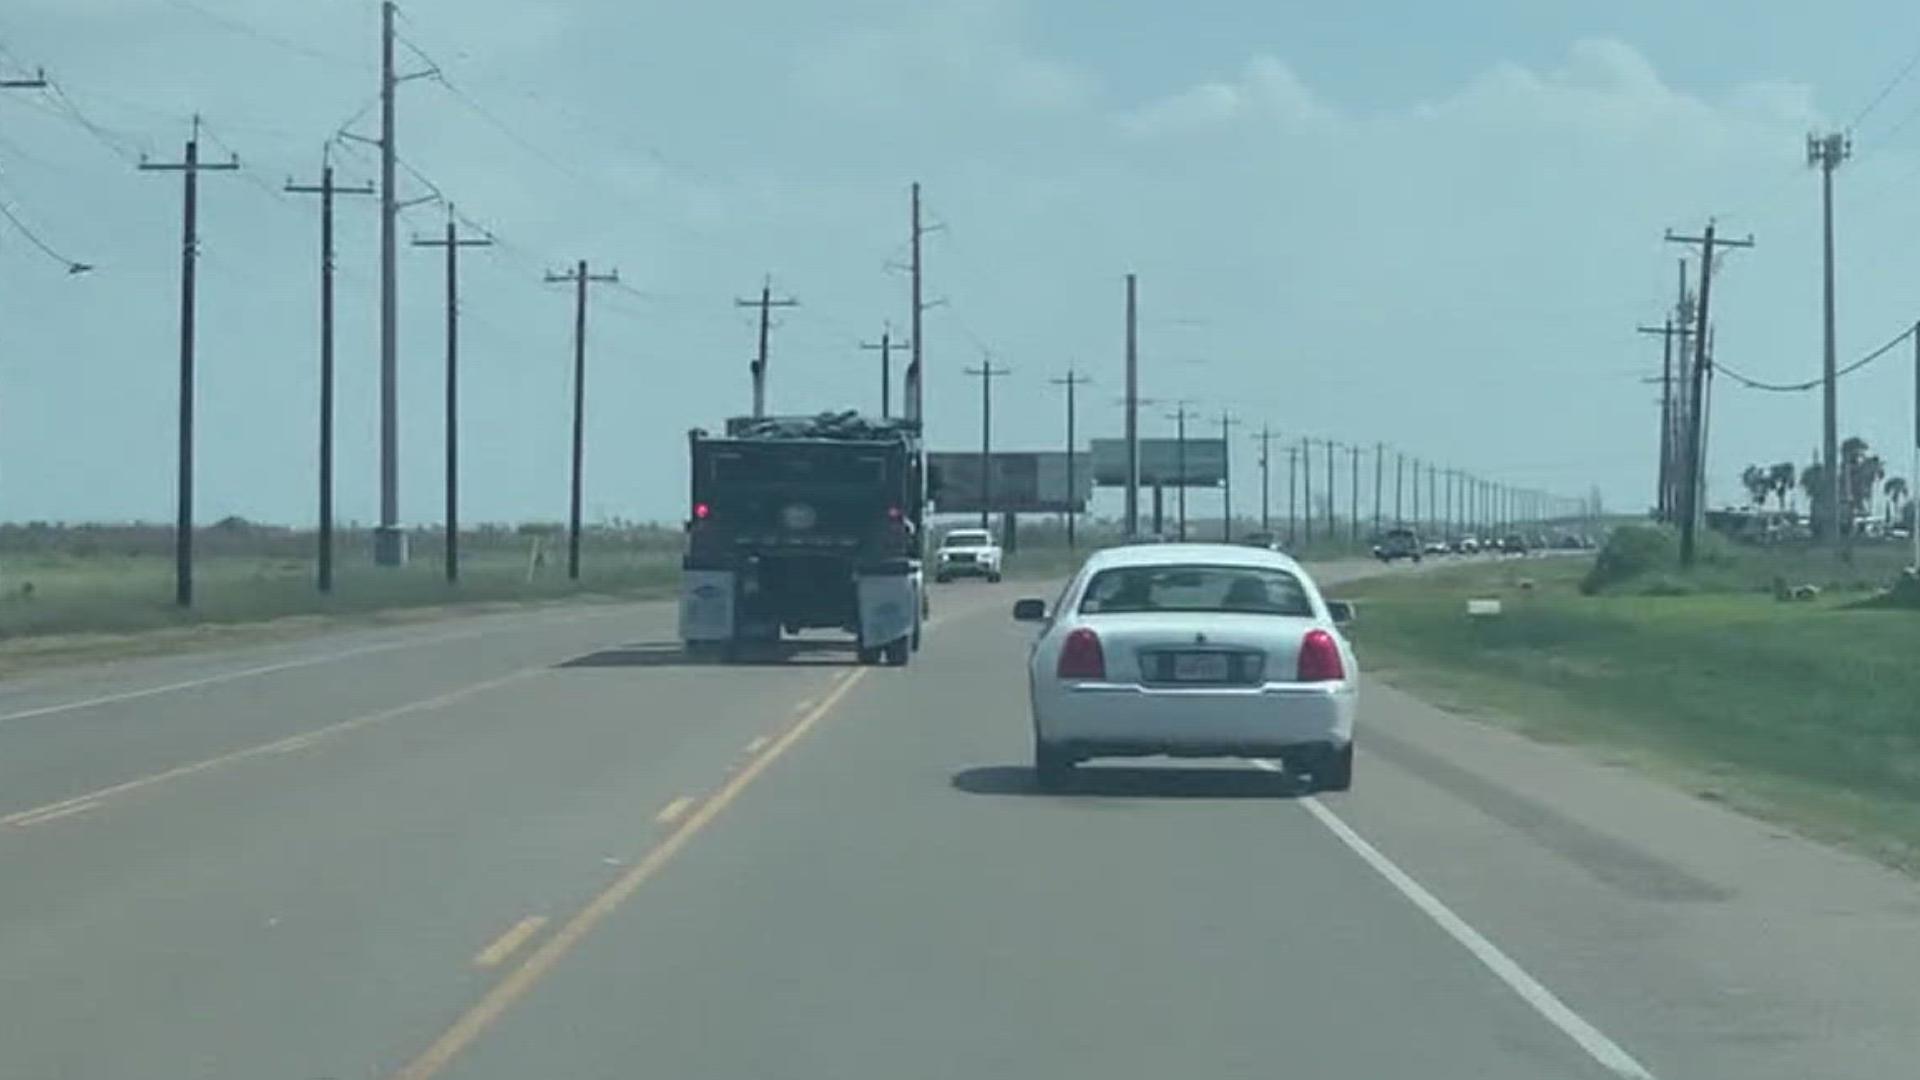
top-left (0, 668), bottom-right (543, 829)
top-left (653, 796), bottom-right (695, 825)
top-left (391, 668), bottom-right (870, 1080)
top-left (472, 916), bottom-right (549, 970)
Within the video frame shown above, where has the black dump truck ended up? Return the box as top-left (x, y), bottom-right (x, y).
top-left (679, 412), bottom-right (926, 664)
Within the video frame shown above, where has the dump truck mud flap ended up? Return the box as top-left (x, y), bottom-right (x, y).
top-left (856, 569), bottom-right (918, 649)
top-left (679, 570), bottom-right (736, 642)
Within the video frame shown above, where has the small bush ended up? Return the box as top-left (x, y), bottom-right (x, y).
top-left (1581, 525), bottom-right (1677, 594)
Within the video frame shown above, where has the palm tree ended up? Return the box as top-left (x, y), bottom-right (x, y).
top-left (1840, 437), bottom-right (1883, 528)
top-left (1740, 465), bottom-right (1770, 507)
top-left (1887, 477), bottom-right (1910, 525)
top-left (1768, 462), bottom-right (1797, 513)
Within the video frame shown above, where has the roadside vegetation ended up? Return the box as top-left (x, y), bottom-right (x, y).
top-left (1341, 534), bottom-right (1920, 873)
top-left (0, 521), bottom-right (682, 670)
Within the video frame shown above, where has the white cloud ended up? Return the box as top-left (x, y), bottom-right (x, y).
top-left (1117, 55), bottom-right (1331, 137)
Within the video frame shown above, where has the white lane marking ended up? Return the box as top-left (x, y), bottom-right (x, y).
top-left (743, 736), bottom-right (769, 754)
top-left (0, 668), bottom-right (541, 828)
top-left (1253, 760), bottom-right (1658, 1079)
top-left (0, 607), bottom-right (631, 727)
top-left (7, 799), bottom-right (104, 828)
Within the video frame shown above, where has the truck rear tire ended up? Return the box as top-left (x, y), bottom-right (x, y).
top-left (883, 638), bottom-right (910, 666)
top-left (856, 646), bottom-right (882, 665)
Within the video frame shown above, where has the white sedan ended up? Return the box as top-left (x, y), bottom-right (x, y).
top-left (1013, 543), bottom-right (1358, 791)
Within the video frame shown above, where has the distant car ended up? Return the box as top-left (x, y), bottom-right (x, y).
top-left (1237, 531), bottom-right (1284, 552)
top-left (1456, 536), bottom-right (1481, 554)
top-left (934, 528), bottom-right (1003, 582)
top-left (1371, 528), bottom-right (1422, 563)
top-left (1423, 540), bottom-right (1450, 556)
top-left (1499, 534), bottom-right (1529, 555)
top-left (1014, 543), bottom-right (1358, 791)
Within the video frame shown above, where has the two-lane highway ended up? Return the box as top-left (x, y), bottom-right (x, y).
top-left (3, 566), bottom-right (1918, 1079)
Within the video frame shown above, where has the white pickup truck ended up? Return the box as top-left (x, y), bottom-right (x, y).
top-left (934, 528), bottom-right (1003, 583)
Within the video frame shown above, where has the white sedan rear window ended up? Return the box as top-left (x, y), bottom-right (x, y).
top-left (1079, 565), bottom-right (1313, 617)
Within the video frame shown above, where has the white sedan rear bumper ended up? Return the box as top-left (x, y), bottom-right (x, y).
top-left (1031, 679), bottom-right (1355, 759)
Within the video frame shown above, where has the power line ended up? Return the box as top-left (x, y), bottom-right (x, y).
top-left (0, 193), bottom-right (91, 272)
top-left (1851, 37), bottom-right (1920, 132)
top-left (159, 0), bottom-right (368, 71)
top-left (1717, 323), bottom-right (1918, 392)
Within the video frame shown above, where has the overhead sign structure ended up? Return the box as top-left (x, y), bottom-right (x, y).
top-left (928, 452), bottom-right (1093, 513)
top-left (1091, 438), bottom-right (1227, 487)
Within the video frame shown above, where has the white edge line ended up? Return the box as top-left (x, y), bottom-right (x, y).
top-left (1252, 761), bottom-right (1657, 1080)
top-left (8, 799), bottom-right (104, 827)
top-left (0, 606), bottom-right (629, 727)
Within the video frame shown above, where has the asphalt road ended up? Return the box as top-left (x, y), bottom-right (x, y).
top-left (2, 562), bottom-right (1917, 1080)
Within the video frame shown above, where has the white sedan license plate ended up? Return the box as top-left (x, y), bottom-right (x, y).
top-left (1171, 652), bottom-right (1231, 682)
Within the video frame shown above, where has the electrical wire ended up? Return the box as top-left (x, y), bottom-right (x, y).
top-left (0, 193), bottom-right (91, 273)
top-left (1715, 322), bottom-right (1917, 392)
top-left (1851, 39), bottom-right (1920, 132)
top-left (159, 0), bottom-right (368, 72)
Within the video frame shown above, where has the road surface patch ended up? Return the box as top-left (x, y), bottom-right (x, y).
top-left (389, 668), bottom-right (870, 1080)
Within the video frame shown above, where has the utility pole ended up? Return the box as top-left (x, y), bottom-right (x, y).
top-left (1301, 437), bottom-right (1314, 545)
top-left (286, 156), bottom-right (375, 594)
top-left (1124, 273), bottom-right (1140, 537)
top-left (1166, 402), bottom-right (1195, 540)
top-left (1324, 438), bottom-right (1336, 547)
top-left (860, 326), bottom-right (909, 418)
top-left (1912, 321), bottom-right (1919, 569)
top-left (1250, 425), bottom-right (1275, 533)
top-left (1050, 370), bottom-right (1091, 547)
top-left (1666, 221), bottom-right (1754, 566)
top-left (1410, 456), bottom-right (1421, 534)
top-left (1287, 444), bottom-right (1300, 546)
top-left (412, 205), bottom-right (491, 583)
top-left (1220, 410), bottom-right (1239, 541)
top-left (1639, 318), bottom-right (1685, 521)
top-left (139, 118), bottom-right (237, 608)
top-left (737, 279), bottom-right (798, 419)
top-left (966, 360), bottom-right (1012, 531)
top-left (1348, 444), bottom-right (1361, 545)
top-left (1396, 452), bottom-right (1406, 527)
top-left (1372, 442), bottom-right (1384, 537)
top-left (907, 182), bottom-right (937, 427)
top-left (545, 260), bottom-right (621, 580)
top-left (1810, 131), bottom-right (1850, 544)
top-left (356, 1), bottom-right (436, 566)
top-left (1420, 457), bottom-right (1436, 534)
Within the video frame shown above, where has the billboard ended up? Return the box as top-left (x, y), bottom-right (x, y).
top-left (1091, 438), bottom-right (1227, 486)
top-left (928, 452), bottom-right (1093, 513)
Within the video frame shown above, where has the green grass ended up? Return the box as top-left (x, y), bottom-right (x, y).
top-left (0, 530), bottom-right (683, 672)
top-left (1342, 556), bottom-right (1920, 873)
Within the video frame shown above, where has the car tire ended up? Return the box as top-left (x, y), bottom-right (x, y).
top-left (883, 638), bottom-right (910, 666)
top-left (1314, 742), bottom-right (1354, 793)
top-left (935, 573), bottom-right (952, 584)
top-left (1034, 739), bottom-right (1076, 790)
top-left (987, 572), bottom-right (1002, 584)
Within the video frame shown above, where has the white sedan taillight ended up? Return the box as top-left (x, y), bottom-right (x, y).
top-left (1056, 628), bottom-right (1106, 680)
top-left (1296, 629), bottom-right (1345, 682)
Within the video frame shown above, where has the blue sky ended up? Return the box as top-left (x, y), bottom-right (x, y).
top-left (4, 0), bottom-right (1920, 527)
